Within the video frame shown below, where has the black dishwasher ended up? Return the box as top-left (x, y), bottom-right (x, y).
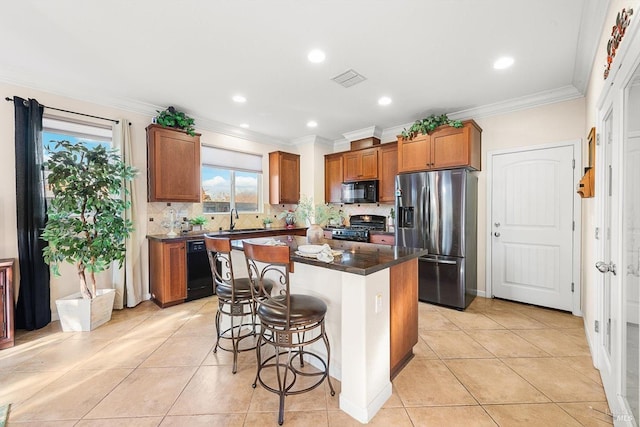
top-left (186, 240), bottom-right (214, 301)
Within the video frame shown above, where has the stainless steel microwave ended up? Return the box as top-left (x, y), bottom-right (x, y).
top-left (341, 180), bottom-right (378, 204)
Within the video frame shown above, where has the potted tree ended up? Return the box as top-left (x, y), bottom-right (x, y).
top-left (41, 140), bottom-right (137, 331)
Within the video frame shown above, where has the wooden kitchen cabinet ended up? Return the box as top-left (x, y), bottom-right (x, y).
top-left (149, 240), bottom-right (187, 308)
top-left (0, 259), bottom-right (14, 350)
top-left (324, 152), bottom-right (343, 203)
top-left (397, 120), bottom-right (481, 173)
top-left (378, 142), bottom-right (398, 203)
top-left (369, 233), bottom-right (395, 245)
top-left (147, 124), bottom-right (201, 202)
top-left (390, 258), bottom-right (418, 378)
top-left (343, 147), bottom-right (378, 181)
top-left (269, 151), bottom-right (300, 204)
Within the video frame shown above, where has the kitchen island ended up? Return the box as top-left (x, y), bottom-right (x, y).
top-left (230, 235), bottom-right (427, 423)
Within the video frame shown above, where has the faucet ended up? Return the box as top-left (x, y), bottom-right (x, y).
top-left (230, 208), bottom-right (239, 230)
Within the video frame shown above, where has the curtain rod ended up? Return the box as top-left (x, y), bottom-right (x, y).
top-left (5, 96), bottom-right (121, 124)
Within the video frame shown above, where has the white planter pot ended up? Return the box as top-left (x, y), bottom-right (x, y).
top-left (56, 288), bottom-right (116, 332)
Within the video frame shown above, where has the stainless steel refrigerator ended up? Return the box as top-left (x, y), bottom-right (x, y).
top-left (395, 169), bottom-right (477, 310)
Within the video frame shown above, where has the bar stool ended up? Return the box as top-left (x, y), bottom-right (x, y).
top-left (205, 235), bottom-right (272, 374)
top-left (243, 241), bottom-right (335, 425)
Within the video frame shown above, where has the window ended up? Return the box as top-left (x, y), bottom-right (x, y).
top-left (42, 117), bottom-right (113, 199)
top-left (201, 146), bottom-right (262, 214)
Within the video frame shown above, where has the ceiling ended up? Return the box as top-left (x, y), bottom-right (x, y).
top-left (1, 1), bottom-right (609, 145)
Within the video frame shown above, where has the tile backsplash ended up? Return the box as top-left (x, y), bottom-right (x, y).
top-left (146, 202), bottom-right (394, 236)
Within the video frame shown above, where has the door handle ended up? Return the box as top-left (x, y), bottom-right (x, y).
top-left (595, 261), bottom-right (617, 275)
top-left (494, 232), bottom-right (500, 237)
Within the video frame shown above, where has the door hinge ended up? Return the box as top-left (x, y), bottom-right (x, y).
top-left (595, 320), bottom-right (600, 332)
top-left (572, 159), bottom-right (575, 169)
top-left (596, 133), bottom-right (601, 145)
top-left (572, 221), bottom-right (575, 231)
top-left (571, 282), bottom-right (575, 292)
top-left (595, 227), bottom-right (600, 240)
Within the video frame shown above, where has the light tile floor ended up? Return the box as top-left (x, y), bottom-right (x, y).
top-left (0, 297), bottom-right (612, 426)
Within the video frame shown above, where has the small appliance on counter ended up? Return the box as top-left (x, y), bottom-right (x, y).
top-left (331, 214), bottom-right (386, 242)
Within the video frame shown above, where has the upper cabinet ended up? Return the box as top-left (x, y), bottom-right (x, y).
top-left (324, 142), bottom-right (398, 204)
top-left (324, 152), bottom-right (343, 203)
top-left (343, 147), bottom-right (378, 181)
top-left (397, 120), bottom-right (481, 173)
top-left (269, 151), bottom-right (300, 204)
top-left (147, 124), bottom-right (201, 202)
top-left (378, 142), bottom-right (398, 203)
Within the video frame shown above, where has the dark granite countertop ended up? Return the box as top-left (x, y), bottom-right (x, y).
top-left (146, 227), bottom-right (307, 242)
top-left (231, 235), bottom-right (426, 276)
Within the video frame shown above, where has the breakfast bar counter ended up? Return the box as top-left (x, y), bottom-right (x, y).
top-left (230, 235), bottom-right (427, 423)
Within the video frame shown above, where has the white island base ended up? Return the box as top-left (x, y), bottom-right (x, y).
top-left (229, 240), bottom-right (420, 424)
top-left (290, 263), bottom-right (392, 423)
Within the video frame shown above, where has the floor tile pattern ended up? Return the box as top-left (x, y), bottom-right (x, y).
top-left (0, 296), bottom-right (612, 426)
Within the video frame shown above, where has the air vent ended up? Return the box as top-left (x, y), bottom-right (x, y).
top-left (331, 69), bottom-right (367, 88)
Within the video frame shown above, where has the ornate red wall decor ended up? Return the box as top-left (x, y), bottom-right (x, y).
top-left (604, 8), bottom-right (634, 79)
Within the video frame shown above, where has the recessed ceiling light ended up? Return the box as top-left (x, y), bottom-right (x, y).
top-left (232, 95), bottom-right (246, 103)
top-left (240, 123), bottom-right (249, 129)
top-left (307, 49), bottom-right (326, 63)
top-left (307, 120), bottom-right (318, 128)
top-left (378, 96), bottom-right (392, 106)
top-left (493, 56), bottom-right (514, 70)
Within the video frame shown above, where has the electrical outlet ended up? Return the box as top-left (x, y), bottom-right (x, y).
top-left (375, 293), bottom-right (383, 313)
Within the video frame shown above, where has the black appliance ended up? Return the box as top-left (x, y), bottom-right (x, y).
top-left (395, 169), bottom-right (478, 310)
top-left (331, 214), bottom-right (386, 242)
top-left (186, 240), bottom-right (214, 301)
top-left (341, 180), bottom-right (378, 204)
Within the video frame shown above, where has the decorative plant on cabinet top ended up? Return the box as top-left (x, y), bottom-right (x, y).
top-left (41, 140), bottom-right (137, 299)
top-left (155, 106), bottom-right (196, 136)
top-left (400, 114), bottom-right (463, 140)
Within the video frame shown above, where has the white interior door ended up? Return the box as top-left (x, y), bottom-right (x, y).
top-left (490, 145), bottom-right (576, 311)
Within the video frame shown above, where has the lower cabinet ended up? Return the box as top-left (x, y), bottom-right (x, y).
top-left (369, 233), bottom-right (395, 245)
top-left (149, 240), bottom-right (187, 308)
top-left (390, 258), bottom-right (418, 378)
top-left (0, 259), bottom-right (14, 350)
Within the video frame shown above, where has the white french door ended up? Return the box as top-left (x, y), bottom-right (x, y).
top-left (595, 17), bottom-right (640, 425)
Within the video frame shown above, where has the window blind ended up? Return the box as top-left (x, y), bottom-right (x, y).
top-left (201, 145), bottom-right (262, 173)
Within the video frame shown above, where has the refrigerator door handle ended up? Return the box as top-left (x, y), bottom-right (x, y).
top-left (420, 258), bottom-right (457, 265)
top-left (422, 184), bottom-right (428, 249)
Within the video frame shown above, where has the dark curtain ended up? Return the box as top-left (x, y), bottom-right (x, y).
top-left (14, 96), bottom-right (51, 330)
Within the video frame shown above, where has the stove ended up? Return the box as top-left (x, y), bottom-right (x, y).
top-left (331, 214), bottom-right (387, 242)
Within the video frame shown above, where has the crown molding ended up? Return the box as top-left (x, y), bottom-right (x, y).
top-left (447, 85), bottom-right (583, 120)
top-left (0, 74), bottom-right (291, 148)
top-left (572, 0), bottom-right (611, 93)
top-left (342, 125), bottom-right (382, 142)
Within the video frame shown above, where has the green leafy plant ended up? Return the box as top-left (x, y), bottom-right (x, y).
top-left (277, 209), bottom-right (297, 225)
top-left (315, 204), bottom-right (345, 227)
top-left (292, 196), bottom-right (345, 227)
top-left (294, 195), bottom-right (315, 225)
top-left (189, 215), bottom-right (207, 226)
top-left (389, 207), bottom-right (395, 220)
top-left (262, 217), bottom-right (273, 225)
top-left (400, 114), bottom-right (463, 140)
top-left (41, 141), bottom-right (137, 299)
top-left (156, 106), bottom-right (196, 136)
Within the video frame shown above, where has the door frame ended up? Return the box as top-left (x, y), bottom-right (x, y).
top-left (485, 140), bottom-right (583, 316)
